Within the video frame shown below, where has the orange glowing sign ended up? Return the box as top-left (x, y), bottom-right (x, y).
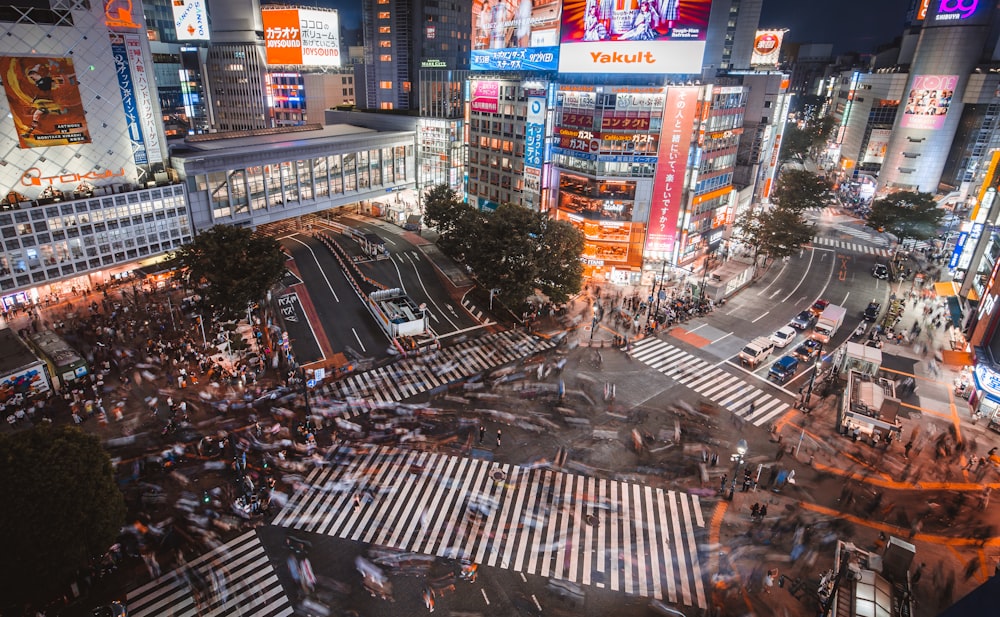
top-left (104, 0), bottom-right (142, 29)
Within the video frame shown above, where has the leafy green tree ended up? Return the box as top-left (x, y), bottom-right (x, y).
top-left (174, 225), bottom-right (287, 321)
top-left (0, 426), bottom-right (126, 609)
top-left (769, 169), bottom-right (831, 211)
top-left (463, 203), bottom-right (583, 308)
top-left (736, 207), bottom-right (814, 266)
top-left (422, 184), bottom-right (468, 236)
top-left (864, 191), bottom-right (944, 245)
top-left (779, 125), bottom-right (812, 162)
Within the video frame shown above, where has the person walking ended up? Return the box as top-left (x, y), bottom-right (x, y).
top-left (496, 429), bottom-right (502, 447)
top-left (763, 568), bottom-right (777, 594)
top-left (479, 425), bottom-right (485, 443)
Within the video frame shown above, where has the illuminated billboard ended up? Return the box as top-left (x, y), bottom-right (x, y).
top-left (645, 86), bottom-right (698, 258)
top-left (172, 0), bottom-right (209, 41)
top-left (263, 8), bottom-right (341, 67)
top-left (901, 74), bottom-right (958, 130)
top-left (470, 81), bottom-right (500, 113)
top-left (471, 0), bottom-right (562, 71)
top-left (862, 128), bottom-right (891, 164)
top-left (1, 56), bottom-right (91, 149)
top-left (750, 30), bottom-right (783, 67)
top-left (559, 0), bottom-right (711, 74)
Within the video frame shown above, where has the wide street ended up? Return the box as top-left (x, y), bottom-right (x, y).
top-left (47, 206), bottom-right (996, 617)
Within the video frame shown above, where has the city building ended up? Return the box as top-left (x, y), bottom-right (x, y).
top-left (826, 71), bottom-right (907, 183)
top-left (205, 0), bottom-right (271, 131)
top-left (0, 0), bottom-right (191, 307)
top-left (358, 0), bottom-right (471, 111)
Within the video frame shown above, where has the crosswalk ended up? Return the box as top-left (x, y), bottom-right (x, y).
top-left (320, 330), bottom-right (554, 404)
top-left (629, 337), bottom-right (789, 427)
top-left (272, 445), bottom-right (708, 608)
top-left (811, 235), bottom-right (891, 256)
top-left (126, 530), bottom-right (293, 617)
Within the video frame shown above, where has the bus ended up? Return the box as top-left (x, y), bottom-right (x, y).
top-left (27, 329), bottom-right (88, 389)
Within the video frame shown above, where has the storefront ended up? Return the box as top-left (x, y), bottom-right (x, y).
top-left (970, 356), bottom-right (1000, 432)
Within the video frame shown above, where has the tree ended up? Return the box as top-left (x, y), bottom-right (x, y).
top-left (174, 225), bottom-right (287, 321)
top-left (769, 169), bottom-right (831, 212)
top-left (736, 207), bottom-right (814, 266)
top-left (463, 203), bottom-right (583, 308)
top-left (864, 191), bottom-right (944, 245)
top-left (779, 125), bottom-right (812, 162)
top-left (422, 184), bottom-right (468, 236)
top-left (0, 426), bottom-right (126, 609)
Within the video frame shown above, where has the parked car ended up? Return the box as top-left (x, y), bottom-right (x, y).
top-left (790, 310), bottom-right (818, 330)
top-left (872, 263), bottom-right (889, 280)
top-left (768, 355), bottom-right (800, 384)
top-left (863, 301), bottom-right (881, 321)
top-left (770, 326), bottom-right (797, 349)
top-left (792, 339), bottom-right (822, 362)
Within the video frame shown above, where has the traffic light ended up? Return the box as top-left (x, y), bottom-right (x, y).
top-left (202, 491), bottom-right (211, 504)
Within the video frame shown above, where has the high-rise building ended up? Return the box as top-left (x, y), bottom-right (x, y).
top-left (358, 0), bottom-right (471, 111)
top-left (205, 0), bottom-right (271, 131)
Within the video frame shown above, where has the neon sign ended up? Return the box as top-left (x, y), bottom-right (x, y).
top-left (20, 167), bottom-right (126, 187)
top-left (936, 0), bottom-right (979, 20)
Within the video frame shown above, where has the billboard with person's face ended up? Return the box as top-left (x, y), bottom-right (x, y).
top-left (901, 74), bottom-right (958, 130)
top-left (558, 0), bottom-right (712, 74)
top-left (1, 55), bottom-right (91, 149)
top-left (471, 0), bottom-right (562, 70)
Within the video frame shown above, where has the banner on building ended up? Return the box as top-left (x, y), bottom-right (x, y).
top-left (524, 96), bottom-right (545, 193)
top-left (862, 128), bottom-right (891, 164)
top-left (471, 0), bottom-right (561, 71)
top-left (172, 0), bottom-right (210, 41)
top-left (901, 74), bottom-right (958, 130)
top-left (644, 86), bottom-right (698, 258)
top-left (1, 55), bottom-right (91, 149)
top-left (750, 30), bottom-right (784, 67)
top-left (263, 8), bottom-right (341, 67)
top-left (124, 33), bottom-right (164, 165)
top-left (470, 81), bottom-right (500, 113)
top-left (110, 34), bottom-right (148, 165)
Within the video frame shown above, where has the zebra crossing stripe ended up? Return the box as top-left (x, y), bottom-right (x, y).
top-left (630, 338), bottom-right (790, 426)
top-left (272, 446), bottom-right (707, 607)
top-left (126, 531), bottom-right (293, 617)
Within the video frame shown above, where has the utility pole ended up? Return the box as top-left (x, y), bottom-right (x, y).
top-left (803, 340), bottom-right (824, 410)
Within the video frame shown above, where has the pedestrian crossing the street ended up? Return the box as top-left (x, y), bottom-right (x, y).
top-left (126, 530), bottom-right (293, 617)
top-left (320, 330), bottom-right (555, 405)
top-left (811, 235), bottom-right (891, 256)
top-left (272, 446), bottom-right (708, 608)
top-left (629, 338), bottom-right (789, 427)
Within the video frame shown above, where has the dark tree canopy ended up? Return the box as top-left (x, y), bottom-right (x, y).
top-left (174, 225), bottom-right (287, 321)
top-left (864, 191), bottom-right (944, 244)
top-left (432, 198), bottom-right (584, 308)
top-left (0, 426), bottom-right (126, 607)
top-left (779, 125), bottom-right (812, 162)
top-left (736, 207), bottom-right (814, 265)
top-left (769, 169), bottom-right (832, 212)
top-left (422, 184), bottom-right (467, 236)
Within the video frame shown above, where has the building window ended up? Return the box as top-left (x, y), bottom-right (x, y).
top-left (378, 11), bottom-right (390, 18)
top-left (379, 40), bottom-right (392, 48)
top-left (380, 54), bottom-right (392, 61)
top-left (379, 26), bottom-right (391, 34)
top-left (380, 81), bottom-right (393, 89)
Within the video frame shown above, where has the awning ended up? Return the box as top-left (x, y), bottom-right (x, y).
top-left (934, 281), bottom-right (959, 297)
top-left (968, 287), bottom-right (980, 302)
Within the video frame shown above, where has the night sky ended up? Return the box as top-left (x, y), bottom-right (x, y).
top-left (759, 0), bottom-right (914, 54)
top-left (323, 0), bottom-right (916, 55)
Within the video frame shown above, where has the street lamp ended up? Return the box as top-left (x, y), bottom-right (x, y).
top-left (803, 341), bottom-right (825, 411)
top-left (728, 439), bottom-right (748, 500)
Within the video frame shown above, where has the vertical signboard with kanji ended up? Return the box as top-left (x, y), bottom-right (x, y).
top-left (644, 86), bottom-right (698, 259)
top-left (110, 34), bottom-right (147, 165)
top-left (524, 95), bottom-right (545, 193)
top-left (124, 33), bottom-right (163, 164)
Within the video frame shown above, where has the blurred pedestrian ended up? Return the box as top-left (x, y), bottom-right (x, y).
top-left (479, 425), bottom-right (485, 443)
top-left (496, 429), bottom-right (502, 447)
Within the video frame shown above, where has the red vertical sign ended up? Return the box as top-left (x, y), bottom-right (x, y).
top-left (645, 86), bottom-right (698, 258)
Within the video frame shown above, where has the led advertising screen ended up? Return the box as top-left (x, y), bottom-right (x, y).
top-left (930, 0), bottom-right (990, 25)
top-left (559, 0), bottom-right (712, 74)
top-left (263, 8), bottom-right (341, 67)
top-left (471, 0), bottom-right (562, 71)
top-left (644, 86), bottom-right (698, 257)
top-left (901, 74), bottom-right (958, 130)
top-left (1, 56), bottom-right (91, 149)
top-left (750, 29), bottom-right (783, 67)
top-left (172, 0), bottom-right (209, 41)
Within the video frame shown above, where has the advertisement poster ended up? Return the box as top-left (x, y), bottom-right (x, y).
top-left (862, 128), bottom-right (891, 164)
top-left (110, 34), bottom-right (148, 166)
top-left (750, 29), bottom-right (784, 67)
top-left (263, 8), bottom-right (341, 67)
top-left (0, 363), bottom-right (50, 403)
top-left (559, 0), bottom-right (712, 74)
top-left (471, 0), bottom-right (562, 71)
top-left (124, 33), bottom-right (164, 165)
top-left (901, 74), bottom-right (958, 130)
top-left (644, 86), bottom-right (698, 257)
top-left (470, 81), bottom-right (500, 113)
top-left (1, 56), bottom-right (91, 149)
top-left (172, 0), bottom-right (209, 41)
